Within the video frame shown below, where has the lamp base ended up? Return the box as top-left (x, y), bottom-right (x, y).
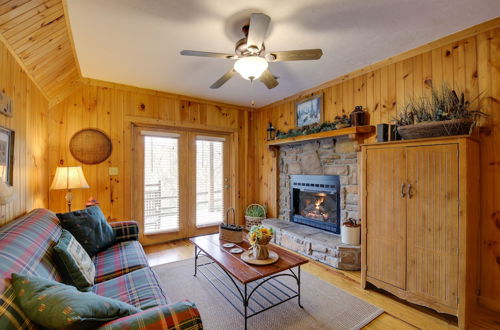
top-left (65, 189), bottom-right (73, 212)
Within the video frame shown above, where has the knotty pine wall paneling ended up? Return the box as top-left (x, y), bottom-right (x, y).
top-left (0, 38), bottom-right (49, 226)
top-left (47, 80), bottom-right (252, 228)
top-left (250, 21), bottom-right (500, 312)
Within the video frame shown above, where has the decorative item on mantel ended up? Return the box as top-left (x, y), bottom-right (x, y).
top-left (332, 114), bottom-right (350, 129)
top-left (350, 106), bottom-right (366, 126)
top-left (219, 208), bottom-right (243, 243)
top-left (244, 203), bottom-right (266, 230)
top-left (266, 122), bottom-right (276, 141)
top-left (275, 116), bottom-right (352, 140)
top-left (393, 83), bottom-right (486, 140)
top-left (341, 218), bottom-right (361, 246)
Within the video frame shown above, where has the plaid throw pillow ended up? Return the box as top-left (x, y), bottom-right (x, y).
top-left (54, 229), bottom-right (96, 289)
top-left (11, 273), bottom-right (140, 329)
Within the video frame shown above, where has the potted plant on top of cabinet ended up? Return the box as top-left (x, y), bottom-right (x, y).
top-left (393, 83), bottom-right (485, 140)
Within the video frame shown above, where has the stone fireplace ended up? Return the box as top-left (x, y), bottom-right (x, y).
top-left (279, 137), bottom-right (359, 223)
top-left (263, 137), bottom-right (361, 270)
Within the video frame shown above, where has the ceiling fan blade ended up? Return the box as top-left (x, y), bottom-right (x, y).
top-left (210, 69), bottom-right (236, 89)
top-left (260, 69), bottom-right (279, 89)
top-left (247, 13), bottom-right (271, 53)
top-left (266, 49), bottom-right (323, 62)
top-left (180, 50), bottom-right (235, 59)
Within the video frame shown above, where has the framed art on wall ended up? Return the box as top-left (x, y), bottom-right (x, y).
top-left (0, 126), bottom-right (14, 186)
top-left (295, 92), bottom-right (323, 127)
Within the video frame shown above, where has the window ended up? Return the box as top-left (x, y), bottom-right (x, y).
top-left (196, 136), bottom-right (224, 227)
top-left (143, 133), bottom-right (179, 234)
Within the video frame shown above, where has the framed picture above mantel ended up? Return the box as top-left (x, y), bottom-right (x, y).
top-left (295, 92), bottom-right (323, 128)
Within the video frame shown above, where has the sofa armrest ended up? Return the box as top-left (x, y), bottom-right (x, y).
top-left (97, 300), bottom-right (202, 330)
top-left (111, 221), bottom-right (140, 243)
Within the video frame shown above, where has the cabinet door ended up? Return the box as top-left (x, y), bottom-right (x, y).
top-left (366, 147), bottom-right (407, 289)
top-left (406, 144), bottom-right (459, 309)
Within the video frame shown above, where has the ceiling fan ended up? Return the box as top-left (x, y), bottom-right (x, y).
top-left (180, 13), bottom-right (323, 89)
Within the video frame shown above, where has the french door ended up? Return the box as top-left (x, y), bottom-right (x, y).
top-left (133, 126), bottom-right (232, 245)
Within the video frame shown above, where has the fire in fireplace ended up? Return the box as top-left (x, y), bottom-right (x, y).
top-left (290, 175), bottom-right (340, 234)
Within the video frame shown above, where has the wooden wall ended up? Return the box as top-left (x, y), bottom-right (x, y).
top-left (250, 21), bottom-right (500, 312)
top-left (47, 79), bottom-right (251, 226)
top-left (0, 37), bottom-right (49, 226)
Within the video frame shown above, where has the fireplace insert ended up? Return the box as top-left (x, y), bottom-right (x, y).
top-left (290, 175), bottom-right (340, 234)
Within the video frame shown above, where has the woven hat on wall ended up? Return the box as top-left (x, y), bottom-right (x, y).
top-left (69, 128), bottom-right (113, 165)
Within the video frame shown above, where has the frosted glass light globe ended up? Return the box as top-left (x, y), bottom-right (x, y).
top-left (233, 56), bottom-right (268, 80)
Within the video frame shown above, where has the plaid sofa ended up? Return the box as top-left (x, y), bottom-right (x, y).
top-left (0, 208), bottom-right (203, 330)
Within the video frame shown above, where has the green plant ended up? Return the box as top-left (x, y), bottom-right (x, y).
top-left (246, 204), bottom-right (265, 218)
top-left (393, 83), bottom-right (484, 127)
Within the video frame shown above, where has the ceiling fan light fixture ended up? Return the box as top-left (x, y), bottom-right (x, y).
top-left (233, 56), bottom-right (268, 80)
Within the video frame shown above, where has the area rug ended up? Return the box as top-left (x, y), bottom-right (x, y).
top-left (153, 258), bottom-right (383, 330)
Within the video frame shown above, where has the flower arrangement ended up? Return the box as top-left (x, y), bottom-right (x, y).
top-left (248, 225), bottom-right (274, 260)
top-left (248, 225), bottom-right (274, 246)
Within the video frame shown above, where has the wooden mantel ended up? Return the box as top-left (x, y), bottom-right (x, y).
top-left (267, 125), bottom-right (375, 149)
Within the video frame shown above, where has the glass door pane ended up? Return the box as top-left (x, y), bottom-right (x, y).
top-left (143, 134), bottom-right (179, 234)
top-left (196, 137), bottom-right (224, 227)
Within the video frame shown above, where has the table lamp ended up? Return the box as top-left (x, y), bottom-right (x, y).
top-left (50, 166), bottom-right (89, 212)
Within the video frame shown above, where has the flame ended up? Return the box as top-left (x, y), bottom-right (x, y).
top-left (315, 197), bottom-right (324, 209)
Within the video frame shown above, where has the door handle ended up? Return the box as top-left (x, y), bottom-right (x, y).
top-left (401, 183), bottom-right (407, 198)
top-left (408, 184), bottom-right (414, 198)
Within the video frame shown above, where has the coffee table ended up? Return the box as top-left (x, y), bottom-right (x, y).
top-left (190, 234), bottom-right (308, 330)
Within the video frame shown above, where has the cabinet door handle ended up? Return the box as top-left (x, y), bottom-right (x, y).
top-left (408, 184), bottom-right (414, 198)
top-left (401, 183), bottom-right (407, 198)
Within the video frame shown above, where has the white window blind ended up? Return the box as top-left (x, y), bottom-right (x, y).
top-left (143, 135), bottom-right (179, 234)
top-left (196, 139), bottom-right (224, 227)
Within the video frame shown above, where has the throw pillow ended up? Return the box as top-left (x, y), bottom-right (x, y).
top-left (54, 229), bottom-right (96, 289)
top-left (57, 206), bottom-right (115, 256)
top-left (11, 273), bottom-right (140, 330)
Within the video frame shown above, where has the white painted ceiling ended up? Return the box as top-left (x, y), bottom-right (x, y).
top-left (66, 0), bottom-right (500, 108)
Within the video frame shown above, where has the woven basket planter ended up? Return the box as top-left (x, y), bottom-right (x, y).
top-left (245, 204), bottom-right (266, 231)
top-left (397, 119), bottom-right (474, 140)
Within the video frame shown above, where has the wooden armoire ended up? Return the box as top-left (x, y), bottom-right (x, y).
top-left (359, 136), bottom-right (480, 329)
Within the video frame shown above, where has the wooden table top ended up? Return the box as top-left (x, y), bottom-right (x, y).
top-left (190, 233), bottom-right (308, 284)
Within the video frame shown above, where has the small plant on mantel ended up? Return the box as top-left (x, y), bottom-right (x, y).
top-left (393, 83), bottom-right (486, 140)
top-left (275, 115), bottom-right (351, 139)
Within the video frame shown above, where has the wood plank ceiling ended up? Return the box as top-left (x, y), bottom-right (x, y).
top-left (0, 0), bottom-right (80, 105)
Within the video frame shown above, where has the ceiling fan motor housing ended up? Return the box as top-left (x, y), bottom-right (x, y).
top-left (235, 37), bottom-right (265, 57)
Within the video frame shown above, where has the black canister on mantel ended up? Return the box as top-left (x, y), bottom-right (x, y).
top-left (350, 106), bottom-right (366, 126)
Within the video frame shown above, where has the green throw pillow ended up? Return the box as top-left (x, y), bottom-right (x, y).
top-left (11, 273), bottom-right (140, 330)
top-left (54, 229), bottom-right (96, 289)
top-left (57, 206), bottom-right (115, 256)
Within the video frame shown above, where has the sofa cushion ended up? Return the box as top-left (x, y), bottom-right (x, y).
top-left (12, 273), bottom-right (140, 330)
top-left (57, 206), bottom-right (115, 256)
top-left (92, 267), bottom-right (168, 310)
top-left (0, 209), bottom-right (63, 330)
top-left (54, 229), bottom-right (96, 289)
top-left (93, 240), bottom-right (149, 283)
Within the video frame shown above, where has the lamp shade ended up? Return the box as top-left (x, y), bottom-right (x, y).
top-left (233, 56), bottom-right (268, 80)
top-left (50, 166), bottom-right (89, 190)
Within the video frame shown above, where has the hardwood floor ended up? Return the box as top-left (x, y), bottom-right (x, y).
top-left (144, 239), bottom-right (498, 329)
